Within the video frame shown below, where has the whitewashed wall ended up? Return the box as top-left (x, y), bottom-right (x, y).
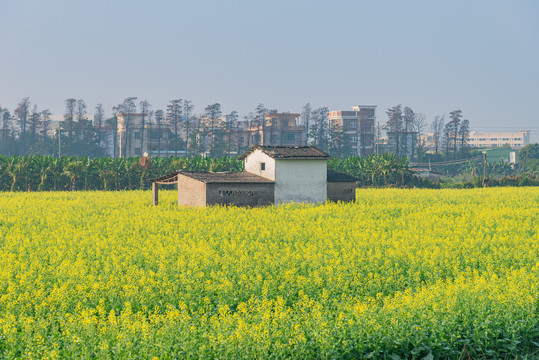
top-left (274, 160), bottom-right (327, 204)
top-left (244, 150), bottom-right (276, 180)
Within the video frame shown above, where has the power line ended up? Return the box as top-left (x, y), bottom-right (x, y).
top-left (410, 156), bottom-right (483, 167)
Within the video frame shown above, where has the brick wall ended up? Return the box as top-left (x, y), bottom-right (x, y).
top-left (327, 182), bottom-right (356, 203)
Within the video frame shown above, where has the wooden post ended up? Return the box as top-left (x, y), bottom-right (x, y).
top-left (152, 182), bottom-right (158, 206)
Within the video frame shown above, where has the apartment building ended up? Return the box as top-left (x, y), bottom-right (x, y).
top-left (232, 113), bottom-right (306, 151)
top-left (327, 105), bottom-right (376, 156)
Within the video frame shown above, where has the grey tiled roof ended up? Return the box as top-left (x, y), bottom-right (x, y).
top-left (327, 170), bottom-right (359, 183)
top-left (239, 145), bottom-right (331, 160)
top-left (150, 170), bottom-right (274, 184)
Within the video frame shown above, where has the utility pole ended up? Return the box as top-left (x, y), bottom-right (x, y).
top-left (376, 122), bottom-right (380, 155)
top-left (482, 152), bottom-right (487, 187)
top-left (58, 128), bottom-right (61, 158)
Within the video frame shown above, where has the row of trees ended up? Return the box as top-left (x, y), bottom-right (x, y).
top-left (384, 105), bottom-right (472, 161)
top-left (2, 97), bottom-right (476, 160)
top-left (1, 97), bottom-right (355, 158)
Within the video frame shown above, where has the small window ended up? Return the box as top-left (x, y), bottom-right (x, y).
top-left (261, 162), bottom-right (266, 171)
top-left (350, 121), bottom-right (357, 128)
top-left (134, 132), bottom-right (141, 139)
top-left (134, 147), bottom-right (141, 154)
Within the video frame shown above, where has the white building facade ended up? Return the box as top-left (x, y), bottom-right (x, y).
top-left (467, 131), bottom-right (530, 149)
top-left (242, 146), bottom-right (330, 204)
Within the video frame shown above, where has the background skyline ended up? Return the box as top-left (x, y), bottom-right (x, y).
top-left (1, 0), bottom-right (538, 141)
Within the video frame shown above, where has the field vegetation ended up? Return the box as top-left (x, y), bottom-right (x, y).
top-left (0, 188), bottom-right (538, 358)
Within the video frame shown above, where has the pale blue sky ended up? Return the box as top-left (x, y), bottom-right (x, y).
top-left (1, 0), bottom-right (538, 140)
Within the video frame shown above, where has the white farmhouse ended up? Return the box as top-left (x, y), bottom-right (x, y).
top-left (240, 145), bottom-right (330, 204)
top-left (150, 145), bottom-right (358, 207)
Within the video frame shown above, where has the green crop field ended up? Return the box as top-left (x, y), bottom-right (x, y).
top-left (0, 188), bottom-right (538, 359)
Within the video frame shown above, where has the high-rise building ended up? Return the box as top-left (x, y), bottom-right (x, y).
top-left (327, 105), bottom-right (376, 156)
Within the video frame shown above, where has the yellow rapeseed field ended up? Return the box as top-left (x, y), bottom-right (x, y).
top-left (0, 188), bottom-right (538, 359)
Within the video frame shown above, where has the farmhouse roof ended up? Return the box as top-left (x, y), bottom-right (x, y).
top-left (239, 145), bottom-right (332, 160)
top-left (327, 170), bottom-right (359, 183)
top-left (149, 170), bottom-right (274, 184)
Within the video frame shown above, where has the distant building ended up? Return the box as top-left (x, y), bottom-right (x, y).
top-left (116, 113), bottom-right (173, 158)
top-left (421, 130), bottom-right (531, 152)
top-left (467, 131), bottom-right (530, 149)
top-left (43, 114), bottom-right (95, 137)
top-left (327, 105), bottom-right (376, 156)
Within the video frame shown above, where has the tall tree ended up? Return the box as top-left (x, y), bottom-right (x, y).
top-left (167, 99), bottom-right (183, 157)
top-left (244, 112), bottom-right (254, 148)
top-left (188, 114), bottom-right (204, 156)
top-left (139, 100), bottom-right (151, 156)
top-left (254, 103), bottom-right (267, 145)
top-left (0, 107), bottom-right (11, 154)
top-left (154, 110), bottom-right (164, 157)
top-left (76, 100), bottom-right (87, 123)
top-left (204, 103), bottom-right (222, 156)
top-left (458, 118), bottom-right (470, 155)
top-left (267, 109), bottom-right (278, 145)
top-left (62, 98), bottom-right (77, 141)
top-left (328, 118), bottom-right (350, 157)
top-left (402, 106), bottom-right (415, 158)
top-left (309, 107), bottom-right (330, 152)
top-left (28, 105), bottom-right (42, 139)
top-left (431, 115), bottom-right (445, 155)
top-left (94, 104), bottom-right (105, 148)
top-left (301, 103), bottom-right (312, 145)
top-left (226, 110), bottom-right (239, 156)
top-left (448, 109), bottom-right (462, 159)
top-left (385, 105), bottom-right (403, 156)
top-left (412, 112), bottom-right (426, 160)
top-left (14, 97), bottom-right (31, 150)
top-left (116, 97), bottom-right (137, 157)
top-left (183, 100), bottom-right (194, 156)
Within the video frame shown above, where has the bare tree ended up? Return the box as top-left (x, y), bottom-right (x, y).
top-left (154, 109), bottom-right (164, 157)
top-left (309, 107), bottom-right (330, 152)
top-left (431, 115), bottom-right (445, 155)
top-left (116, 97), bottom-right (137, 157)
top-left (204, 103), bottom-right (222, 156)
top-left (459, 119), bottom-right (470, 155)
top-left (40, 109), bottom-right (51, 138)
top-left (244, 112), bottom-right (254, 148)
top-left (28, 105), bottom-right (42, 139)
top-left (412, 112), bottom-right (426, 160)
top-left (385, 105), bottom-right (403, 156)
top-left (301, 103), bottom-right (312, 145)
top-left (226, 110), bottom-right (239, 156)
top-left (254, 104), bottom-right (267, 145)
top-left (15, 97), bottom-right (31, 149)
top-left (139, 100), bottom-right (151, 155)
top-left (183, 100), bottom-right (194, 155)
top-left (94, 104), bottom-right (105, 147)
top-left (63, 98), bottom-right (77, 141)
top-left (167, 99), bottom-right (183, 157)
top-left (448, 109), bottom-right (462, 159)
top-left (0, 107), bottom-right (12, 154)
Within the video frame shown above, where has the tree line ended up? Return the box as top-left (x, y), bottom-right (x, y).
top-left (0, 97), bottom-right (354, 159)
top-left (383, 104), bottom-right (471, 161)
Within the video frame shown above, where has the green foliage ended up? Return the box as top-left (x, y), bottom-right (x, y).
top-left (0, 155), bottom-right (244, 191)
top-left (519, 143), bottom-right (539, 173)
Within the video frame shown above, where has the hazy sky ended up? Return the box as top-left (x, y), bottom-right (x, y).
top-left (1, 0), bottom-right (538, 141)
